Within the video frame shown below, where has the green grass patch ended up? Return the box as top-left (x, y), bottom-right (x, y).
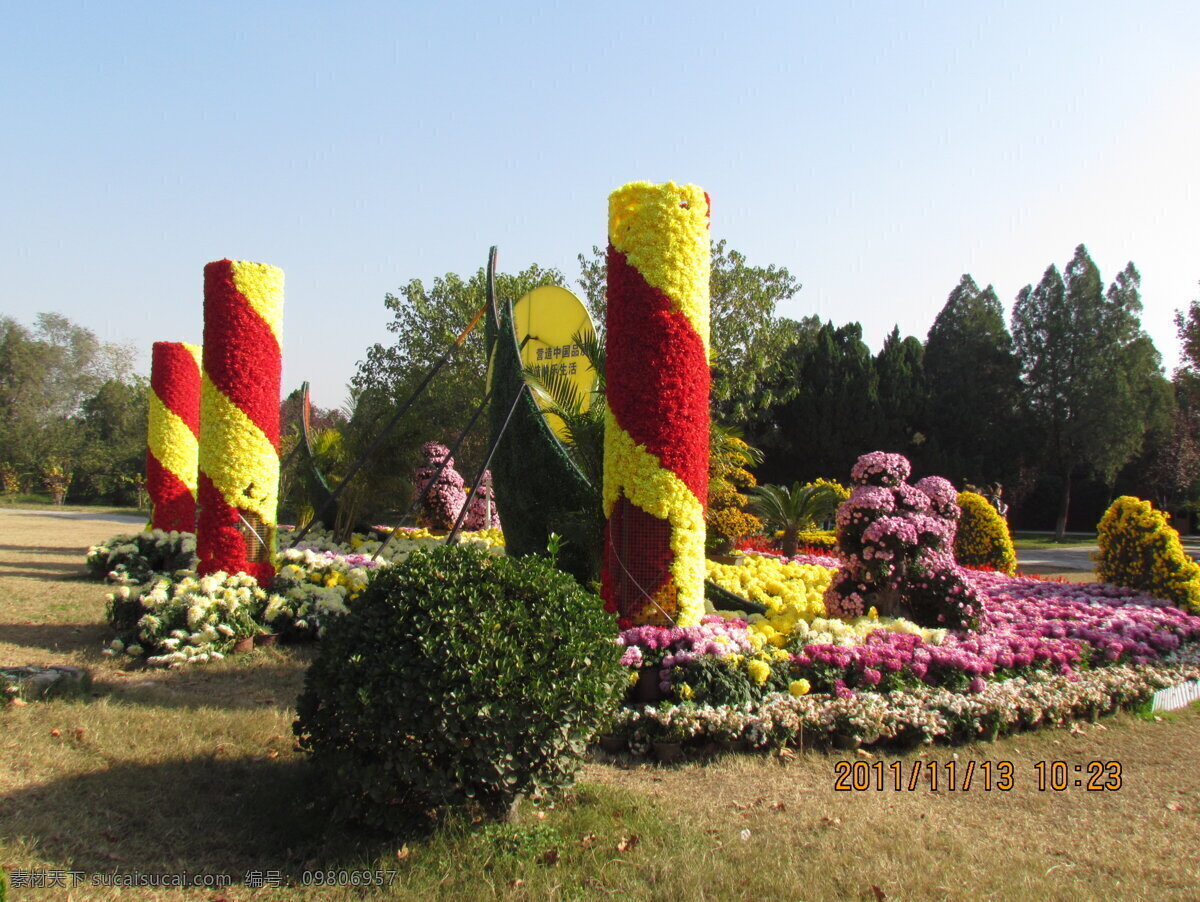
top-left (1012, 533), bottom-right (1098, 548)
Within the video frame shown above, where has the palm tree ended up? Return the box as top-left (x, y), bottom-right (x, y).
top-left (747, 482), bottom-right (842, 557)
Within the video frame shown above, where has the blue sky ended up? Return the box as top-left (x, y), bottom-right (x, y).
top-left (3, 1), bottom-right (1197, 410)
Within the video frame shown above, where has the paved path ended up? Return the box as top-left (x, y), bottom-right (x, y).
top-left (1016, 544), bottom-right (1098, 572)
top-left (1015, 537), bottom-right (1200, 573)
top-left (0, 507), bottom-right (147, 526)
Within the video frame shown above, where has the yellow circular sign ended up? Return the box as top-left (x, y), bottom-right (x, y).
top-left (512, 285), bottom-right (597, 441)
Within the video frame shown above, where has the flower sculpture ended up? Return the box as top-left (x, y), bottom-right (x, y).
top-left (146, 341), bottom-right (202, 532)
top-left (824, 453), bottom-right (980, 630)
top-left (412, 441), bottom-right (467, 530)
top-left (197, 260), bottom-right (284, 583)
top-left (602, 181), bottom-right (711, 628)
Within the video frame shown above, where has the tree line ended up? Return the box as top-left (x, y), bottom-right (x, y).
top-left (0, 314), bottom-right (146, 504)
top-left (351, 242), bottom-right (1194, 539)
top-left (8, 243), bottom-right (1198, 540)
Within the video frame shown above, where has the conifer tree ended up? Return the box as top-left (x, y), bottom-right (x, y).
top-left (1012, 247), bottom-right (1168, 539)
top-left (923, 275), bottom-right (1023, 487)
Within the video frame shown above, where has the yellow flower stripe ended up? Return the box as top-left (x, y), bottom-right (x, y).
top-left (183, 342), bottom-right (202, 369)
top-left (230, 260), bottom-right (285, 344)
top-left (603, 408), bottom-right (706, 624)
top-left (199, 376), bottom-right (279, 522)
top-left (608, 181), bottom-right (710, 354)
top-left (147, 393), bottom-right (199, 496)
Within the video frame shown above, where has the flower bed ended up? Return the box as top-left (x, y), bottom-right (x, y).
top-left (95, 525), bottom-right (505, 665)
top-left (613, 645), bottom-right (1200, 753)
top-left (612, 550), bottom-right (1200, 752)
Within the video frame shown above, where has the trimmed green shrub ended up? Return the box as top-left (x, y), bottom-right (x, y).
top-left (293, 544), bottom-right (625, 834)
top-left (1096, 496), bottom-right (1200, 613)
top-left (954, 492), bottom-right (1017, 575)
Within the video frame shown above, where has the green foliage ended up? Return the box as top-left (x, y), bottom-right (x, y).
top-left (750, 321), bottom-right (882, 485)
top-left (1013, 249), bottom-right (1170, 538)
top-left (489, 294), bottom-right (598, 583)
top-left (86, 530), bottom-right (196, 584)
top-left (350, 262), bottom-right (566, 520)
top-left (923, 276), bottom-right (1023, 485)
top-left (875, 326), bottom-right (928, 459)
top-left (0, 314), bottom-right (141, 502)
top-left (954, 492), bottom-right (1017, 575)
top-left (747, 482), bottom-right (841, 557)
top-left (674, 656), bottom-right (755, 706)
top-left (1096, 496), bottom-right (1200, 613)
top-left (293, 545), bottom-right (625, 834)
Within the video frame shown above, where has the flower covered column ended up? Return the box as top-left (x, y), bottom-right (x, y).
top-left (197, 260), bottom-right (284, 583)
top-left (602, 182), bottom-right (711, 628)
top-left (146, 341), bottom-right (202, 533)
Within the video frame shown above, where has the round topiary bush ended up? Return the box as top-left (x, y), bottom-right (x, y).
top-left (954, 491), bottom-right (1017, 575)
top-left (293, 543), bottom-right (625, 834)
top-left (1096, 496), bottom-right (1200, 613)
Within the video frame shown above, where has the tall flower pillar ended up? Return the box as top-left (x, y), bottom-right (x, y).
top-left (601, 182), bottom-right (711, 628)
top-left (146, 341), bottom-right (202, 532)
top-left (197, 259), bottom-right (284, 583)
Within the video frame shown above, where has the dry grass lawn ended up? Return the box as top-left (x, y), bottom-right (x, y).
top-left (1, 510), bottom-right (1198, 902)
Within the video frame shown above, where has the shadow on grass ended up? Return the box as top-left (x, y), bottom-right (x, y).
top-left (0, 544), bottom-right (90, 555)
top-left (0, 754), bottom-right (394, 878)
top-left (96, 654), bottom-right (316, 712)
top-left (0, 622), bottom-right (110, 655)
top-left (0, 563), bottom-right (93, 580)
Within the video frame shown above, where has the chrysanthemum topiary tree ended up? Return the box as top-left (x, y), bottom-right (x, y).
top-left (412, 442), bottom-right (467, 530)
top-left (1097, 495), bottom-right (1200, 614)
top-left (824, 452), bottom-right (980, 630)
top-left (955, 491), bottom-right (1017, 575)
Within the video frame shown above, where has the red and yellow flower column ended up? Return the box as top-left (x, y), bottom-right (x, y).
top-left (146, 341), bottom-right (202, 532)
top-left (197, 260), bottom-right (284, 583)
top-left (602, 182), bottom-right (711, 628)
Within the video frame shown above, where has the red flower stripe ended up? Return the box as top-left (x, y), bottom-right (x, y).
top-left (197, 473), bottom-right (275, 584)
top-left (606, 246), bottom-right (710, 499)
top-left (147, 341), bottom-right (201, 532)
top-left (150, 342), bottom-right (201, 436)
top-left (601, 498), bottom-right (676, 630)
top-left (146, 452), bottom-right (196, 534)
top-left (202, 260), bottom-right (281, 449)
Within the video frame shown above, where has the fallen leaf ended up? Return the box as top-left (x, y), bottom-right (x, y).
top-left (396, 845), bottom-right (410, 861)
top-left (580, 833), bottom-right (597, 849)
top-left (533, 810), bottom-right (547, 820)
top-left (265, 749), bottom-right (279, 759)
top-left (50, 729), bottom-right (61, 737)
top-left (771, 802), bottom-right (787, 811)
top-left (10, 698), bottom-right (27, 707)
top-left (820, 816), bottom-right (842, 826)
top-left (616, 835), bottom-right (640, 852)
top-left (508, 879), bottom-right (525, 888)
top-left (856, 749), bottom-right (875, 759)
top-left (73, 728), bottom-right (86, 742)
top-left (540, 848), bottom-right (560, 866)
top-left (1166, 802), bottom-right (1183, 811)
